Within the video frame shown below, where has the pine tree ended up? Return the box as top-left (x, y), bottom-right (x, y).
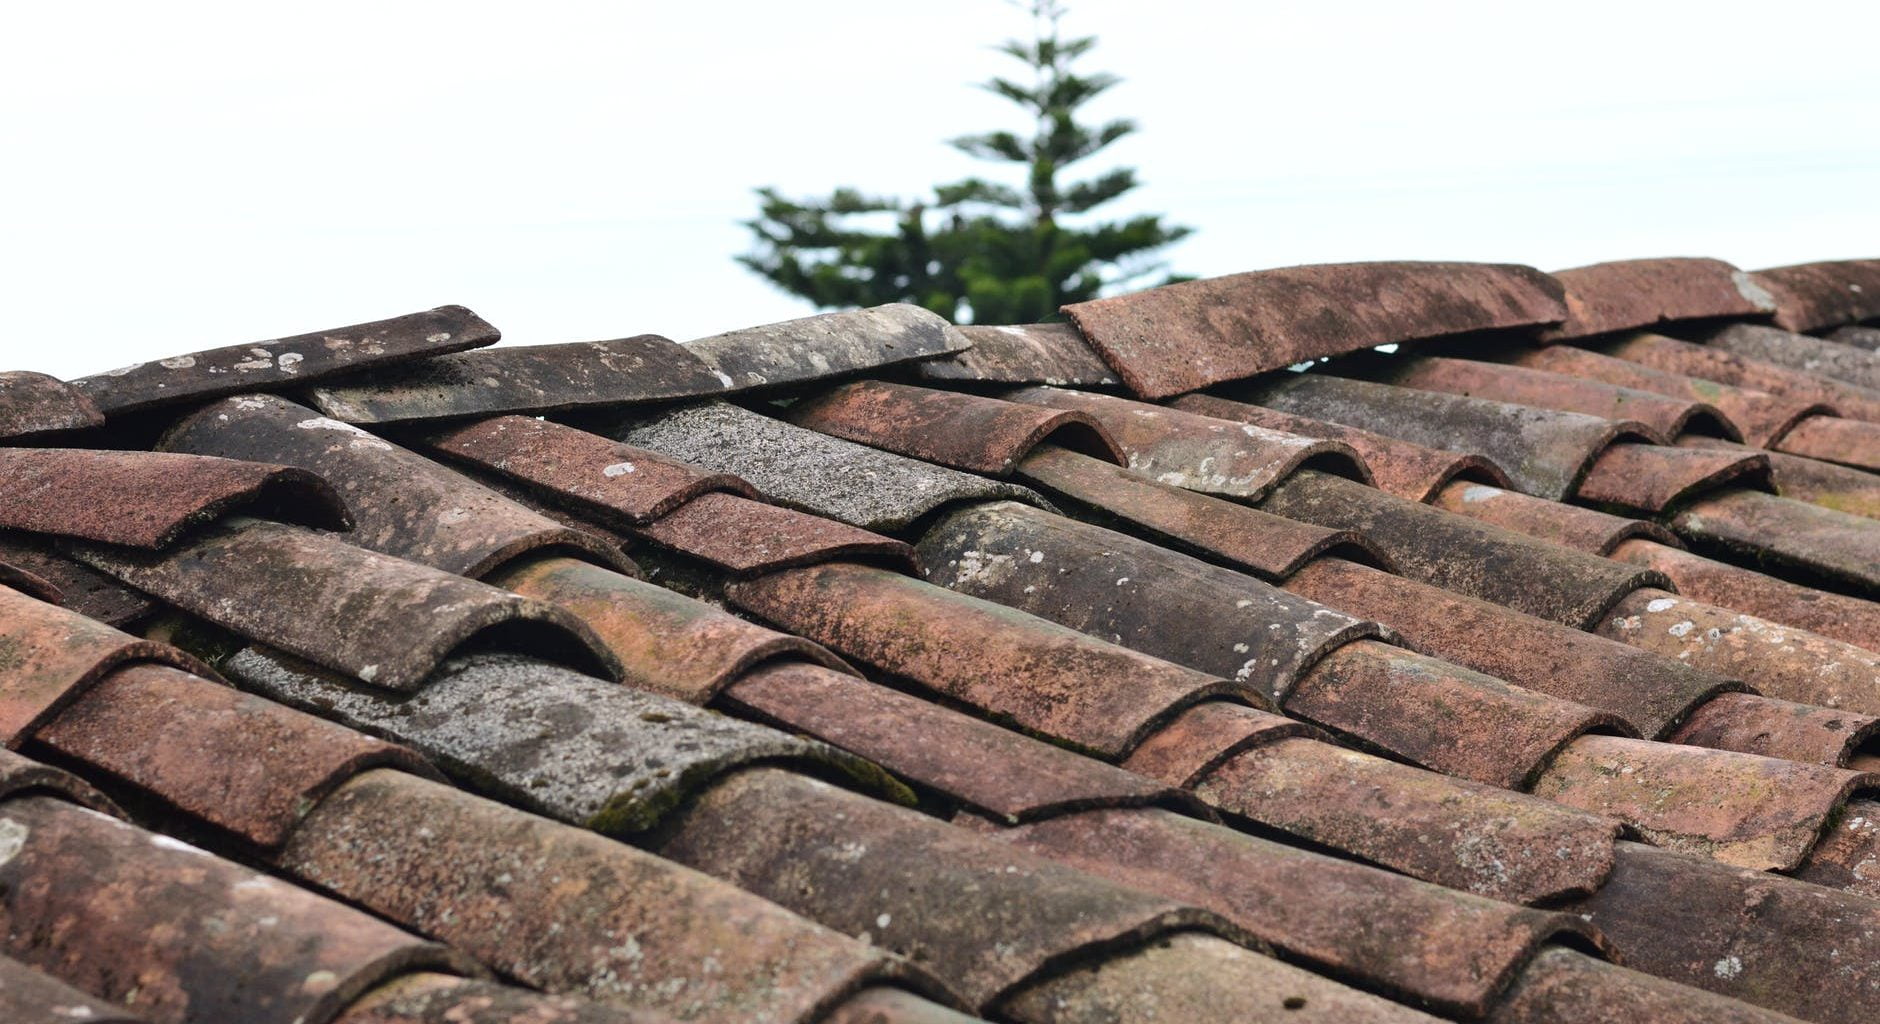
top-left (738, 1), bottom-right (1190, 324)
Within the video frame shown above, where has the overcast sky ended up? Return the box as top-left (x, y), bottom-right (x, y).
top-left (4, 1), bottom-right (1877, 378)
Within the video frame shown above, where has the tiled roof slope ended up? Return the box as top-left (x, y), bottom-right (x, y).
top-left (1, 254), bottom-right (1878, 1024)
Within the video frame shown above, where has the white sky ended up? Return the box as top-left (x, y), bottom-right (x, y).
top-left (3, 1), bottom-right (1877, 378)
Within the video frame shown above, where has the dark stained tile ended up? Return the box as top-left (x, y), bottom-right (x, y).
top-left (0, 447), bottom-right (351, 548)
top-left (1174, 393), bottom-right (1512, 502)
top-left (607, 402), bottom-right (1048, 533)
top-left (1565, 840), bottom-right (1880, 1024)
top-left (1232, 373), bottom-right (1652, 501)
top-left (912, 501), bottom-right (1383, 704)
top-left (1118, 701), bottom-right (1320, 789)
top-left (1669, 489), bottom-right (1880, 593)
top-left (1061, 261), bottom-right (1567, 400)
top-left (224, 648), bottom-right (906, 835)
top-left (1829, 324), bottom-right (1880, 350)
top-left (1536, 257), bottom-right (1777, 342)
top-left (1005, 385), bottom-right (1370, 499)
top-left (917, 322), bottom-right (1120, 387)
top-left (0, 535), bottom-right (155, 626)
top-left (0, 746), bottom-right (121, 815)
top-left (0, 559), bottom-right (60, 605)
top-left (789, 380), bottom-right (1125, 475)
top-left (305, 335), bottom-right (727, 425)
top-left (1752, 258), bottom-right (1880, 332)
top-left (0, 370), bottom-right (104, 441)
top-left (682, 304), bottom-right (969, 390)
top-left (162, 395), bottom-right (635, 579)
top-left (1792, 796), bottom-right (1880, 897)
top-left (74, 518), bottom-right (621, 690)
top-left (75, 305), bottom-right (498, 417)
top-left (1258, 470), bottom-right (1667, 628)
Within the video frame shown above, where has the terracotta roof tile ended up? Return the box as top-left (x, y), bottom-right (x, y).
top-left (1574, 441), bottom-right (1771, 513)
top-left (0, 558), bottom-right (60, 604)
top-left (0, 793), bottom-right (467, 1024)
top-left (0, 446), bottom-right (351, 548)
top-left (1707, 322), bottom-right (1880, 390)
top-left (1769, 411), bottom-right (1880, 471)
top-left (75, 305), bottom-right (498, 418)
top-left (163, 395), bottom-right (635, 579)
top-left (1060, 261), bottom-right (1567, 399)
top-left (1172, 392), bottom-right (1512, 501)
top-left (224, 648), bottom-right (904, 835)
top-left (0, 583), bottom-right (217, 749)
top-left (1609, 536), bottom-right (1880, 650)
top-left (1751, 257), bottom-right (1880, 331)
top-left (0, 370), bottom-right (104, 440)
top-left (1280, 555), bottom-right (1739, 739)
top-left (305, 334), bottom-right (724, 425)
top-left (1259, 470), bottom-right (1666, 627)
top-left (1358, 353), bottom-right (1742, 440)
top-left (1430, 479), bottom-right (1679, 555)
top-left (0, 954), bottom-right (146, 1023)
top-left (422, 414), bottom-right (757, 526)
top-left (917, 322), bottom-right (1121, 387)
top-left (1681, 433), bottom-right (1880, 519)
top-left (608, 401), bottom-right (1049, 532)
top-left (984, 805), bottom-right (1602, 1018)
top-left (1596, 588), bottom-right (1880, 713)
top-left (727, 561), bottom-right (1247, 758)
top-left (0, 535), bottom-right (155, 626)
top-left (1670, 489), bottom-right (1880, 593)
top-left (1508, 342), bottom-right (1832, 447)
top-left (19, 260), bottom-right (1880, 1023)
top-left (789, 380), bottom-right (1126, 475)
top-left (74, 518), bottom-right (621, 689)
top-left (913, 500), bottom-right (1383, 704)
top-left (1005, 385), bottom-right (1371, 498)
top-left (681, 304), bottom-right (969, 390)
top-left (489, 555), bottom-right (851, 702)
top-left (1232, 372), bottom-right (1654, 501)
top-left (1536, 257), bottom-right (1777, 341)
top-left (1600, 330), bottom-right (1880, 422)
top-left (1012, 445), bottom-right (1391, 579)
top-left (722, 661), bottom-right (1186, 824)
top-left (1566, 840), bottom-right (1880, 1024)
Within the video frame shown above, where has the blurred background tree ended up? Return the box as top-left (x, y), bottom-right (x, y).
top-left (738, 1), bottom-right (1191, 324)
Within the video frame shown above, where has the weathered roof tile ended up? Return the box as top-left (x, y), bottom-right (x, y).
top-left (0, 371), bottom-right (103, 441)
top-left (1537, 257), bottom-right (1776, 341)
top-left (1751, 257), bottom-right (1880, 331)
top-left (789, 380), bottom-right (1125, 475)
top-left (917, 322), bottom-right (1121, 387)
top-left (1062, 261), bottom-right (1567, 399)
top-left (683, 304), bottom-right (970, 390)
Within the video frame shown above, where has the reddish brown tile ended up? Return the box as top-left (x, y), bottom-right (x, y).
top-left (1669, 489), bottom-right (1880, 593)
top-left (1574, 442), bottom-right (1770, 513)
top-left (1752, 258), bottom-right (1880, 331)
top-left (0, 370), bottom-right (103, 440)
top-left (790, 380), bottom-right (1124, 475)
top-left (1431, 479), bottom-right (1678, 555)
top-left (635, 492), bottom-right (920, 576)
top-left (1537, 257), bottom-right (1777, 341)
top-left (917, 322), bottom-right (1120, 387)
top-left (1668, 692), bottom-right (1880, 768)
top-left (1609, 537), bottom-right (1880, 650)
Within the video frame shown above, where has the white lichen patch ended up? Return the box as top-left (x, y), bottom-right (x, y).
top-left (603, 462), bottom-right (637, 478)
top-left (0, 818), bottom-right (28, 865)
top-left (1645, 597), bottom-right (1678, 613)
